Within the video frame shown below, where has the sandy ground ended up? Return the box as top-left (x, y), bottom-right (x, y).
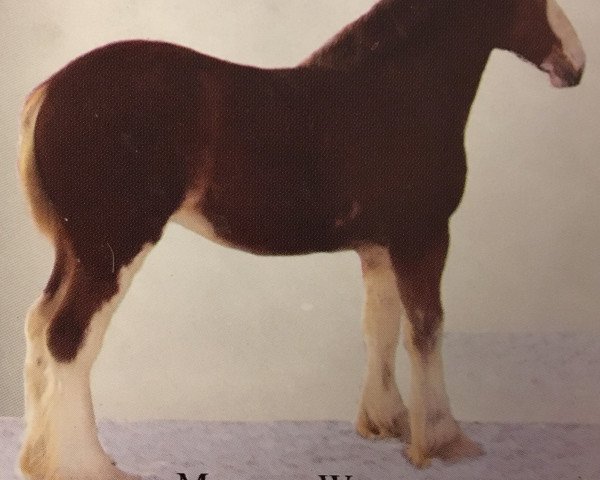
top-left (1, 418), bottom-right (599, 480)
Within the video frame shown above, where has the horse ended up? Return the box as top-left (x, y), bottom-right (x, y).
top-left (17, 0), bottom-right (584, 477)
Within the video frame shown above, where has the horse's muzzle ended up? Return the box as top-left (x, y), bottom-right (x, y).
top-left (540, 44), bottom-right (585, 88)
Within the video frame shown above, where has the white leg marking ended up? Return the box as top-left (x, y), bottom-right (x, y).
top-left (403, 316), bottom-right (482, 468)
top-left (21, 246), bottom-right (152, 480)
top-left (355, 245), bottom-right (409, 440)
top-left (546, 0), bottom-right (585, 70)
top-left (21, 268), bottom-right (72, 479)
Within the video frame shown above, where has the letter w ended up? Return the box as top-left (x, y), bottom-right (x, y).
top-left (177, 474), bottom-right (208, 480)
top-left (318, 476), bottom-right (352, 480)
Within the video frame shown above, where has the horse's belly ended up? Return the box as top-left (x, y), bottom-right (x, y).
top-left (170, 191), bottom-right (351, 256)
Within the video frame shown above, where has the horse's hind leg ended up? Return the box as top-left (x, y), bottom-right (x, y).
top-left (390, 230), bottom-right (483, 468)
top-left (355, 245), bottom-right (410, 441)
top-left (21, 246), bottom-right (72, 477)
top-left (20, 241), bottom-right (153, 480)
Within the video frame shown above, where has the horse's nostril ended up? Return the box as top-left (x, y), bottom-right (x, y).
top-left (571, 67), bottom-right (584, 86)
top-left (564, 67), bottom-right (584, 87)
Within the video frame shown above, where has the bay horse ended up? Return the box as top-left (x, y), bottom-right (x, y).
top-left (18, 0), bottom-right (585, 477)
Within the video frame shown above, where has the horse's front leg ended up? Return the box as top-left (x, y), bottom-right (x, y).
top-left (390, 230), bottom-right (483, 468)
top-left (355, 245), bottom-right (410, 441)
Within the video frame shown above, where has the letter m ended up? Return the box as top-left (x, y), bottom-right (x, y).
top-left (318, 476), bottom-right (352, 480)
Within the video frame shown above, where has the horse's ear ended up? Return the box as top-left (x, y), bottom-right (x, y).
top-left (389, 0), bottom-right (450, 39)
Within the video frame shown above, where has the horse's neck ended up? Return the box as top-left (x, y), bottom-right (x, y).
top-left (300, 1), bottom-right (497, 134)
top-left (301, 0), bottom-right (436, 69)
top-left (303, 0), bottom-right (494, 120)
top-left (427, 2), bottom-right (496, 125)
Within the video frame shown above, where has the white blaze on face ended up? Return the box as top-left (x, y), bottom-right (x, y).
top-left (546, 0), bottom-right (586, 71)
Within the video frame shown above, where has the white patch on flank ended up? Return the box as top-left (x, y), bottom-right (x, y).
top-left (21, 246), bottom-right (152, 480)
top-left (171, 193), bottom-right (233, 249)
top-left (546, 0), bottom-right (585, 70)
top-left (355, 245), bottom-right (409, 439)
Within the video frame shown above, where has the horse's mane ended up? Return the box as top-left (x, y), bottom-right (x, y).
top-left (301, 0), bottom-right (447, 69)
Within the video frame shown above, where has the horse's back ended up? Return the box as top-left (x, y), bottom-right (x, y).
top-left (26, 41), bottom-right (353, 259)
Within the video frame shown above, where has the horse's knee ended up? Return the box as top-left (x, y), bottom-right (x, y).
top-left (404, 308), bottom-right (443, 354)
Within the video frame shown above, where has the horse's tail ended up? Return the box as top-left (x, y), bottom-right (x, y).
top-left (18, 83), bottom-right (61, 242)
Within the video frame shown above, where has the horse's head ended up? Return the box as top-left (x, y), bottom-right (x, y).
top-left (504, 0), bottom-right (585, 87)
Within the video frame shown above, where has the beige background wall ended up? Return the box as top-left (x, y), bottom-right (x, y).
top-left (1, 1), bottom-right (598, 421)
